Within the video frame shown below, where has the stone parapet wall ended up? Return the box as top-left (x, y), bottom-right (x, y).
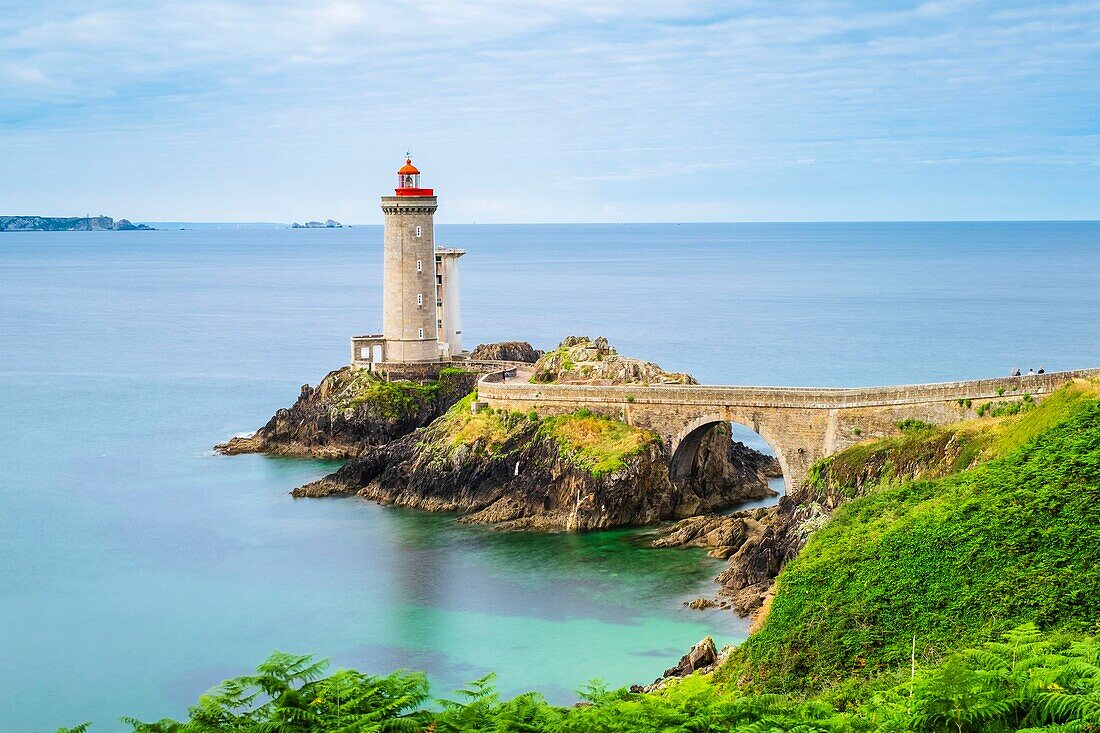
top-left (355, 359), bottom-right (532, 382)
top-left (479, 368), bottom-right (1100, 411)
top-left (478, 367), bottom-right (1100, 494)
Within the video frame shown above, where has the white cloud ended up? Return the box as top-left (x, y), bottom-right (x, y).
top-left (0, 0), bottom-right (1097, 221)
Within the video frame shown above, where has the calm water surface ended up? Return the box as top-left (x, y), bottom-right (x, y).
top-left (2, 223), bottom-right (1099, 731)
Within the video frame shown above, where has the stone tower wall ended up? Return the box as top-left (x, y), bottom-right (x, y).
top-left (381, 195), bottom-right (439, 362)
top-left (437, 252), bottom-right (464, 357)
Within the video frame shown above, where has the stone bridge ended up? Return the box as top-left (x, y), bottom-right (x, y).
top-left (478, 368), bottom-right (1100, 493)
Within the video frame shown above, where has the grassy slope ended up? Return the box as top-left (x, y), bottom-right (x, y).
top-left (539, 410), bottom-right (658, 476)
top-left (738, 380), bottom-right (1100, 691)
top-left (428, 395), bottom-right (658, 475)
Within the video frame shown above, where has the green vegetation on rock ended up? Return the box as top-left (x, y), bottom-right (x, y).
top-left (538, 409), bottom-right (659, 476)
top-left (333, 368), bottom-right (470, 419)
top-left (432, 393), bottom-right (531, 456)
top-left (429, 396), bottom-right (658, 475)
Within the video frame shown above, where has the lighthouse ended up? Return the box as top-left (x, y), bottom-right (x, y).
top-left (351, 157), bottom-right (465, 369)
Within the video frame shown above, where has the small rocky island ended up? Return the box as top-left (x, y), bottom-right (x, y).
top-left (0, 215), bottom-right (153, 232)
top-left (291, 219), bottom-right (342, 228)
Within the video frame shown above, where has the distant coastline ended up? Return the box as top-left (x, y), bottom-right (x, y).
top-left (0, 215), bottom-right (154, 232)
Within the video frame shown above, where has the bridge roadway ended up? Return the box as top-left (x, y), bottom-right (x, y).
top-left (478, 367), bottom-right (1100, 494)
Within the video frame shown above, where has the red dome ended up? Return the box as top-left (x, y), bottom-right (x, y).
top-left (398, 158), bottom-right (420, 175)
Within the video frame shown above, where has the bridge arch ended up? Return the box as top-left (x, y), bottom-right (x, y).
top-left (669, 412), bottom-right (794, 495)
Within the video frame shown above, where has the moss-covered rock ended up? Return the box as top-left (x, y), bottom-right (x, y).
top-left (530, 336), bottom-right (696, 385)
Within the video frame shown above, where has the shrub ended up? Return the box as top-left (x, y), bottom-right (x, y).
top-left (104, 626), bottom-right (1100, 733)
top-left (896, 418), bottom-right (935, 432)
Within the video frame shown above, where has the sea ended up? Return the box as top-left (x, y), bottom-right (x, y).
top-left (2, 222), bottom-right (1098, 731)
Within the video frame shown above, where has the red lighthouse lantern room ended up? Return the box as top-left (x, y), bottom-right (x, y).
top-left (396, 157), bottom-right (433, 196)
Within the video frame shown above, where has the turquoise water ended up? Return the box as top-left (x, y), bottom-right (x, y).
top-left (2, 223), bottom-right (1099, 731)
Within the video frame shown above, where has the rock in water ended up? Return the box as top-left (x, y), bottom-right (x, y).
top-left (663, 637), bottom-right (718, 678)
top-left (230, 336), bottom-right (777, 533)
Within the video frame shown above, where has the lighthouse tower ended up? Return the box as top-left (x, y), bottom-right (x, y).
top-left (379, 158), bottom-right (441, 363)
top-left (350, 157), bottom-right (466, 369)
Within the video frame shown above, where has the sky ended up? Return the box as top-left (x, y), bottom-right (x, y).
top-left (1, 0), bottom-right (1098, 223)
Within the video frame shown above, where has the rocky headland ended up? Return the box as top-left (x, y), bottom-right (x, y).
top-left (294, 393), bottom-right (777, 531)
top-left (219, 337), bottom-right (778, 532)
top-left (0, 215), bottom-right (154, 232)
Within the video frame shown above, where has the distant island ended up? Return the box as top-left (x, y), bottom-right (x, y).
top-left (0, 216), bottom-right (154, 232)
top-left (291, 219), bottom-right (342, 228)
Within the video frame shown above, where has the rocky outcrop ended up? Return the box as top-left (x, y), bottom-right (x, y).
top-left (293, 399), bottom-right (777, 531)
top-left (531, 336), bottom-right (696, 385)
top-left (659, 460), bottom-right (872, 618)
top-left (291, 220), bottom-right (342, 228)
top-left (470, 341), bottom-right (542, 363)
top-left (630, 637), bottom-right (730, 693)
top-left (216, 366), bottom-right (477, 458)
